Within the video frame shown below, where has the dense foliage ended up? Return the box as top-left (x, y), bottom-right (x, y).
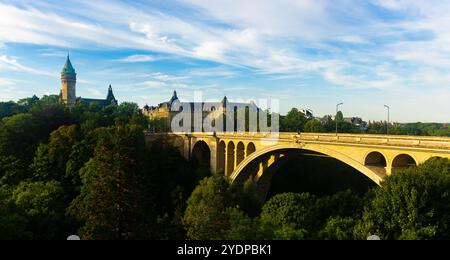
top-left (0, 96), bottom-right (206, 239)
top-left (356, 157), bottom-right (450, 240)
top-left (183, 158), bottom-right (450, 240)
top-left (280, 107), bottom-right (449, 136)
top-left (1, 96), bottom-right (449, 240)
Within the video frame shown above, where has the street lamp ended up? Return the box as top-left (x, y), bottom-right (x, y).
top-left (336, 102), bottom-right (343, 135)
top-left (384, 105), bottom-right (390, 134)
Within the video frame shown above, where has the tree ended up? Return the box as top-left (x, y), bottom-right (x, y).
top-left (303, 119), bottom-right (325, 133)
top-left (322, 115), bottom-right (335, 132)
top-left (280, 108), bottom-right (307, 132)
top-left (0, 101), bottom-right (25, 120)
top-left (31, 125), bottom-right (79, 182)
top-left (356, 158), bottom-right (450, 240)
top-left (0, 114), bottom-right (39, 162)
top-left (318, 216), bottom-right (356, 240)
top-left (68, 124), bottom-right (154, 240)
top-left (259, 193), bottom-right (318, 239)
top-left (0, 185), bottom-right (30, 239)
top-left (11, 181), bottom-right (67, 239)
top-left (225, 207), bottom-right (257, 240)
top-left (0, 114), bottom-right (39, 185)
top-left (138, 142), bottom-right (211, 240)
top-left (367, 121), bottom-right (386, 134)
top-left (17, 95), bottom-right (39, 111)
top-left (335, 111), bottom-right (344, 123)
top-left (183, 175), bottom-right (237, 240)
top-left (114, 102), bottom-right (149, 127)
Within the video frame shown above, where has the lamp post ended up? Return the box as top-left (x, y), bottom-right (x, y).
top-left (384, 105), bottom-right (390, 134)
top-left (336, 102), bottom-right (343, 135)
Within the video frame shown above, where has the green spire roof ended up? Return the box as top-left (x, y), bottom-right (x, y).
top-left (62, 55), bottom-right (76, 74)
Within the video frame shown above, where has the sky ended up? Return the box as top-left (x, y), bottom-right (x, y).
top-left (0, 0), bottom-right (449, 122)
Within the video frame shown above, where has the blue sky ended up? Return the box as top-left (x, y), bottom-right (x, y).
top-left (0, 0), bottom-right (449, 122)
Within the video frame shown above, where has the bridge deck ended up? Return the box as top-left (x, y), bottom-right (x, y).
top-left (149, 132), bottom-right (450, 151)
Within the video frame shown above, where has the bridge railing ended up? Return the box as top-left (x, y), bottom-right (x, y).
top-left (146, 131), bottom-right (450, 150)
top-left (293, 133), bottom-right (450, 150)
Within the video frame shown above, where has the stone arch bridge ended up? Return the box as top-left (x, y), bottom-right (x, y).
top-left (146, 132), bottom-right (450, 200)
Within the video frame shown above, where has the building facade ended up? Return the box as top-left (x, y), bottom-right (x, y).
top-left (143, 91), bottom-right (260, 132)
top-left (60, 55), bottom-right (118, 107)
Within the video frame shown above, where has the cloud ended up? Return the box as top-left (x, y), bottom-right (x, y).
top-left (193, 41), bottom-right (227, 61)
top-left (337, 35), bottom-right (368, 44)
top-left (39, 49), bottom-right (68, 57)
top-left (86, 88), bottom-right (104, 98)
top-left (1, 0), bottom-right (450, 121)
top-left (324, 66), bottom-right (400, 90)
top-left (134, 80), bottom-right (167, 90)
top-left (118, 54), bottom-right (157, 62)
top-left (0, 77), bottom-right (13, 86)
top-left (151, 72), bottom-right (189, 82)
top-left (0, 55), bottom-right (54, 76)
top-left (371, 0), bottom-right (408, 10)
top-left (0, 80), bottom-right (30, 101)
top-left (186, 67), bottom-right (239, 78)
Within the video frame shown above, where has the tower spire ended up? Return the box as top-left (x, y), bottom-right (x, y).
top-left (62, 54), bottom-right (75, 74)
top-left (61, 55), bottom-right (77, 107)
top-left (170, 90), bottom-right (178, 104)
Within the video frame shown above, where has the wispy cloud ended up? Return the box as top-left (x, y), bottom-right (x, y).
top-left (151, 72), bottom-right (189, 82)
top-left (134, 80), bottom-right (168, 90)
top-left (1, 0), bottom-right (450, 121)
top-left (117, 54), bottom-right (157, 62)
top-left (0, 77), bottom-right (13, 86)
top-left (39, 49), bottom-right (68, 57)
top-left (0, 55), bottom-right (54, 76)
top-left (185, 67), bottom-right (239, 78)
top-left (86, 88), bottom-right (104, 98)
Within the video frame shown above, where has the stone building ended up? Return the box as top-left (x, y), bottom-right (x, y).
top-left (59, 55), bottom-right (118, 107)
top-left (143, 91), bottom-right (260, 132)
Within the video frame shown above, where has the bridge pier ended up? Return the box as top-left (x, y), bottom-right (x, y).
top-left (226, 141), bottom-right (235, 176)
top-left (386, 166), bottom-right (392, 176)
top-left (209, 140), bottom-right (218, 175)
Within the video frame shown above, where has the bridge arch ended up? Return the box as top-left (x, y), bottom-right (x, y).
top-left (246, 142), bottom-right (256, 156)
top-left (227, 141), bottom-right (236, 176)
top-left (364, 151), bottom-right (387, 167)
top-left (426, 156), bottom-right (443, 162)
top-left (236, 142), bottom-right (245, 166)
top-left (392, 154), bottom-right (417, 168)
top-left (230, 144), bottom-right (383, 186)
top-left (191, 141), bottom-right (211, 167)
top-left (217, 141), bottom-right (226, 174)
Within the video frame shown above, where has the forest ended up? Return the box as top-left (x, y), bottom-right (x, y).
top-left (1, 96), bottom-right (450, 240)
top-left (279, 108), bottom-right (450, 136)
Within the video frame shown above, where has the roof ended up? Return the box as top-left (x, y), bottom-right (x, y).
top-left (77, 98), bottom-right (112, 107)
top-left (169, 90), bottom-right (178, 104)
top-left (106, 85), bottom-right (116, 102)
top-left (76, 85), bottom-right (117, 107)
top-left (62, 55), bottom-right (76, 74)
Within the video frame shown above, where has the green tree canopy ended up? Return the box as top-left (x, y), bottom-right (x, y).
top-left (303, 119), bottom-right (325, 133)
top-left (31, 125), bottom-right (79, 181)
top-left (259, 192), bottom-right (318, 239)
top-left (0, 185), bottom-right (30, 239)
top-left (183, 175), bottom-right (237, 240)
top-left (357, 158), bottom-right (450, 240)
top-left (68, 124), bottom-right (153, 240)
top-left (280, 108), bottom-right (307, 132)
top-left (12, 181), bottom-right (67, 239)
